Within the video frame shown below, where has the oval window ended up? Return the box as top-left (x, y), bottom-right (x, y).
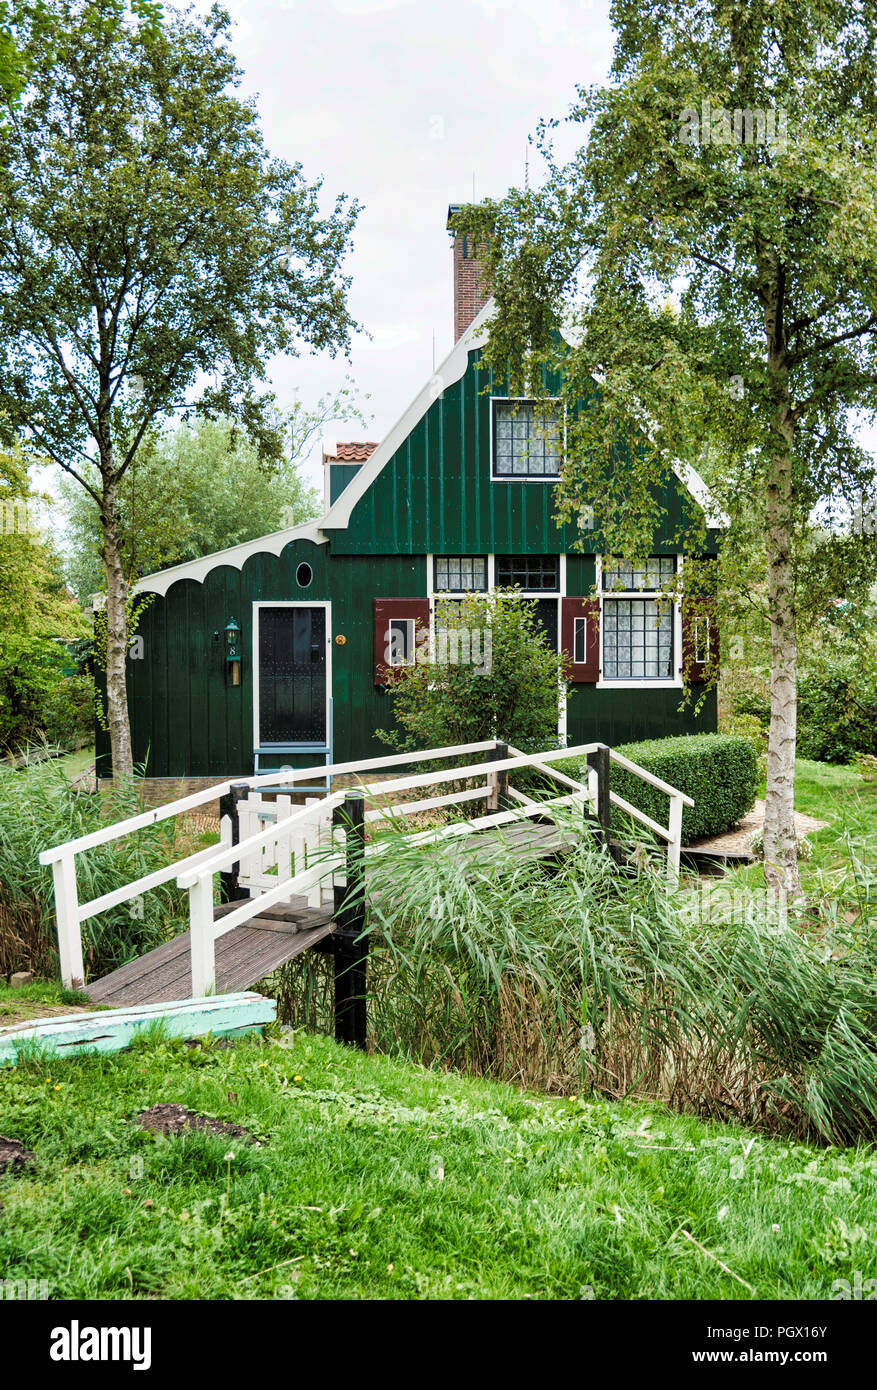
top-left (296, 562), bottom-right (313, 588)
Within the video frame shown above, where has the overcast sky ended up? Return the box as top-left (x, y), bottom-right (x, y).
top-left (203, 0), bottom-right (615, 489)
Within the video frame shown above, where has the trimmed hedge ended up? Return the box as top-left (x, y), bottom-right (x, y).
top-left (559, 733), bottom-right (759, 842)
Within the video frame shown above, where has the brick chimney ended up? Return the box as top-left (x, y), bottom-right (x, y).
top-left (447, 204), bottom-right (490, 342)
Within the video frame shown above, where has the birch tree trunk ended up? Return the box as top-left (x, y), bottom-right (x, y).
top-left (763, 428), bottom-right (801, 897)
top-left (100, 473), bottom-right (134, 780)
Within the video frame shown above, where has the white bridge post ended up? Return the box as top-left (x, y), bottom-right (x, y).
top-left (189, 874), bottom-right (216, 997)
top-left (667, 794), bottom-right (684, 887)
top-left (52, 853), bottom-right (84, 989)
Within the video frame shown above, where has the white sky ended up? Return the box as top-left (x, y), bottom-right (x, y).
top-left (206, 0), bottom-right (615, 489)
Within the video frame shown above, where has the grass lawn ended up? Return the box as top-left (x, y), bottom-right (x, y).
top-left (2, 1017), bottom-right (875, 1301)
top-left (722, 758), bottom-right (877, 907)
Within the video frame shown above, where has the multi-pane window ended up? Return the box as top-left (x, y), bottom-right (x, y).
top-left (434, 556), bottom-right (488, 593)
top-left (602, 556), bottom-right (676, 680)
top-left (492, 400), bottom-right (562, 478)
top-left (602, 556), bottom-right (676, 592)
top-left (495, 555), bottom-right (560, 591)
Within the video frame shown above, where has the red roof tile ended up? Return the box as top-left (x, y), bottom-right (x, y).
top-left (324, 442), bottom-right (379, 463)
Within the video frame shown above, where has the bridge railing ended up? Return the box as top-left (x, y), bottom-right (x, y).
top-left (39, 738), bottom-right (693, 992)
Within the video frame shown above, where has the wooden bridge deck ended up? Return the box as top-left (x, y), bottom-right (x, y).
top-left (83, 818), bottom-right (586, 1009)
top-left (85, 895), bottom-right (335, 1008)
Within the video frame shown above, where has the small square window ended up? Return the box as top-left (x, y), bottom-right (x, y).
top-left (492, 400), bottom-right (562, 478)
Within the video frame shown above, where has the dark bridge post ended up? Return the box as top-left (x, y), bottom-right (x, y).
top-left (219, 782), bottom-right (250, 902)
top-left (586, 745), bottom-right (611, 850)
top-left (488, 739), bottom-right (511, 812)
top-left (332, 791), bottom-right (368, 1049)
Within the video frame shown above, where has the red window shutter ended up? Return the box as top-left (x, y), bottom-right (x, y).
top-left (373, 597), bottom-right (431, 686)
top-left (682, 597), bottom-right (719, 682)
top-left (561, 597), bottom-right (600, 683)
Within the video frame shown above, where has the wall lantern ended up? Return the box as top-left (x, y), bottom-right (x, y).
top-left (225, 617), bottom-right (242, 686)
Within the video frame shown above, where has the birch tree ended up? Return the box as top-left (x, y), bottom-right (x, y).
top-left (458, 0), bottom-right (877, 894)
top-left (0, 1), bottom-right (358, 777)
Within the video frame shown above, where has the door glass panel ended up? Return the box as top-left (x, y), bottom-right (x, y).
top-left (258, 607), bottom-right (326, 744)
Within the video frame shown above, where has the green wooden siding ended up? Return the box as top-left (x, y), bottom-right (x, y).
top-left (326, 352), bottom-right (707, 558)
top-left (329, 462), bottom-right (363, 503)
top-left (98, 339), bottom-right (719, 778)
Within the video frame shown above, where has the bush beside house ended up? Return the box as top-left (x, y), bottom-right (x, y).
top-left (562, 732), bottom-right (758, 841)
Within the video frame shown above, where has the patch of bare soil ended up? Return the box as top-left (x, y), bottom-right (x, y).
top-left (0, 1001), bottom-right (90, 1027)
top-left (136, 1103), bottom-right (255, 1142)
top-left (0, 1137), bottom-right (35, 1176)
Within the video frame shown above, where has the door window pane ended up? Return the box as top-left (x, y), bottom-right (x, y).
top-left (259, 607), bottom-right (326, 743)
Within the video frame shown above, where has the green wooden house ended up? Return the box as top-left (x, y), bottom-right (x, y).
top-left (99, 211), bottom-right (725, 781)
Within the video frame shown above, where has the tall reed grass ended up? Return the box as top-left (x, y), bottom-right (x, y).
top-left (0, 760), bottom-right (190, 981)
top-left (274, 804), bottom-right (877, 1144)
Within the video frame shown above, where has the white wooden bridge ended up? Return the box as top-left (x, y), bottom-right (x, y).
top-left (38, 739), bottom-right (692, 1045)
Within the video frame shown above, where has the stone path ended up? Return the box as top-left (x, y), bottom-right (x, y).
top-left (685, 798), bottom-right (830, 860)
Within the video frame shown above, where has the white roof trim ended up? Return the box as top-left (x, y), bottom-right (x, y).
top-left (320, 298), bottom-right (496, 530)
top-left (134, 291), bottom-right (724, 596)
top-left (674, 459), bottom-right (729, 530)
top-left (134, 519), bottom-right (325, 597)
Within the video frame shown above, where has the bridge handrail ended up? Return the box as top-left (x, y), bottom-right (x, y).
top-left (40, 736), bottom-right (693, 994)
top-left (37, 739), bottom-right (502, 866)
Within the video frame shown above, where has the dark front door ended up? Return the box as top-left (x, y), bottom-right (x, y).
top-left (258, 606), bottom-right (327, 745)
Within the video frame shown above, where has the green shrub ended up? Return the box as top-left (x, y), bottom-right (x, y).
top-left (560, 732), bottom-right (758, 841)
top-left (378, 590), bottom-right (569, 756)
top-left (41, 672), bottom-right (94, 751)
top-left (797, 667), bottom-right (877, 763)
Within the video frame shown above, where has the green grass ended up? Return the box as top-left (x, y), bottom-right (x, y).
top-left (724, 758), bottom-right (877, 905)
top-left (0, 979), bottom-right (100, 1025)
top-left (1, 1028), bottom-right (875, 1301)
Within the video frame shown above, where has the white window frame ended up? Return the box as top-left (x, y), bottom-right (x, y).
top-left (386, 616), bottom-right (417, 668)
top-left (490, 396), bottom-right (565, 482)
top-left (252, 601), bottom-right (333, 750)
top-left (693, 614), bottom-right (710, 667)
top-left (596, 555), bottom-right (683, 689)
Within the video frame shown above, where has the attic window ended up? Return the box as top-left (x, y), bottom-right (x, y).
top-left (492, 399), bottom-right (562, 479)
